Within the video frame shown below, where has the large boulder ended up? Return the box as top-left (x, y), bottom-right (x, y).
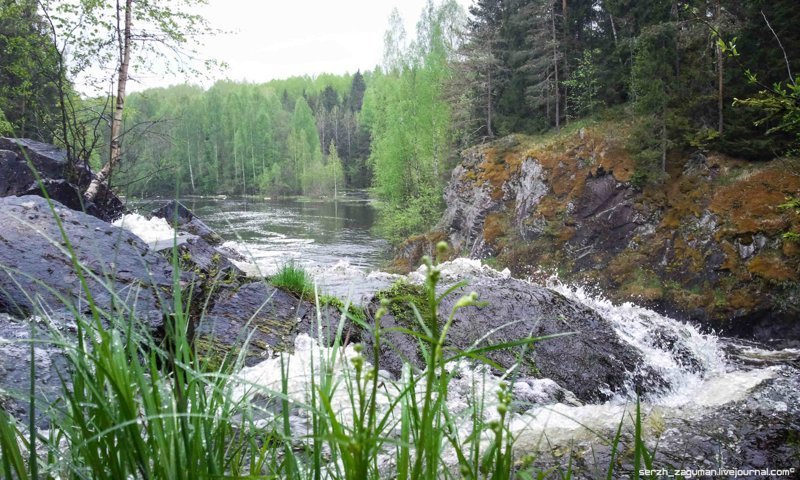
top-left (0, 195), bottom-right (176, 330)
top-left (361, 275), bottom-right (662, 403)
top-left (0, 138), bottom-right (125, 221)
top-left (151, 200), bottom-right (223, 246)
top-left (194, 281), bottom-right (344, 366)
top-left (0, 138), bottom-right (89, 194)
top-left (0, 195), bottom-right (185, 424)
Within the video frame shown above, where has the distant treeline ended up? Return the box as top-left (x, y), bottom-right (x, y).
top-left (2, 0), bottom-right (798, 242)
top-left (117, 74), bottom-right (370, 197)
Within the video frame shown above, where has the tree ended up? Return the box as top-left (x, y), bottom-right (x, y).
top-left (521, 0), bottom-right (565, 129)
top-left (460, 0), bottom-right (505, 138)
top-left (0, 0), bottom-right (62, 141)
top-left (348, 70), bottom-right (367, 112)
top-left (631, 23), bottom-right (677, 179)
top-left (38, 0), bottom-right (214, 201)
top-left (563, 48), bottom-right (603, 118)
top-left (364, 0), bottom-right (464, 241)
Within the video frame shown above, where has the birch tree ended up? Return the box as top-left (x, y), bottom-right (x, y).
top-left (39, 0), bottom-right (215, 202)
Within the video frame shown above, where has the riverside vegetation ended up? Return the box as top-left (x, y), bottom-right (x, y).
top-left (0, 195), bottom-right (656, 479)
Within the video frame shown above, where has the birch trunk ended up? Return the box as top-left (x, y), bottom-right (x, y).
top-left (84, 0), bottom-right (132, 202)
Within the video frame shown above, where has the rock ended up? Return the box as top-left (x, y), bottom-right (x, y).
top-left (0, 195), bottom-right (176, 331)
top-left (151, 200), bottom-right (224, 246)
top-left (362, 276), bottom-right (664, 402)
top-left (0, 138), bottom-right (88, 191)
top-left (568, 174), bottom-right (639, 267)
top-left (0, 138), bottom-right (125, 221)
top-left (509, 158), bottom-right (548, 239)
top-left (0, 313), bottom-right (71, 427)
top-left (194, 282), bottom-right (342, 366)
top-left (423, 130), bottom-right (800, 344)
top-left (153, 233), bottom-right (243, 282)
top-left (440, 163), bottom-right (500, 257)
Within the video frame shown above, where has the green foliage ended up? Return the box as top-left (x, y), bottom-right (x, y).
top-left (117, 73), bottom-right (372, 197)
top-left (779, 197), bottom-right (800, 242)
top-left (270, 262), bottom-right (315, 298)
top-left (0, 107), bottom-right (12, 136)
top-left (629, 23), bottom-right (679, 182)
top-left (735, 81), bottom-right (800, 155)
top-left (0, 0), bottom-right (63, 142)
top-left (564, 48), bottom-right (604, 118)
top-left (364, 0), bottom-right (462, 242)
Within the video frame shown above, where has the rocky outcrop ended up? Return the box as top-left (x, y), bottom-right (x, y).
top-left (194, 282), bottom-right (342, 366)
top-left (0, 195), bottom-right (177, 329)
top-left (151, 200), bottom-right (223, 246)
top-left (0, 137), bottom-right (125, 221)
top-left (360, 273), bottom-right (666, 403)
top-left (427, 124), bottom-right (800, 345)
top-left (0, 196), bottom-right (184, 422)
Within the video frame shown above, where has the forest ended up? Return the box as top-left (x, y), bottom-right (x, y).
top-left (1, 0), bottom-right (799, 241)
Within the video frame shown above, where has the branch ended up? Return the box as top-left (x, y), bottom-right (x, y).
top-left (760, 10), bottom-right (794, 87)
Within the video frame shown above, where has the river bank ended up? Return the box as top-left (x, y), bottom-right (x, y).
top-left (1, 137), bottom-right (798, 477)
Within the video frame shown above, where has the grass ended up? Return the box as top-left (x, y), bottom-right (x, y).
top-left (0, 164), bottom-right (671, 478)
top-left (270, 262), bottom-right (315, 298)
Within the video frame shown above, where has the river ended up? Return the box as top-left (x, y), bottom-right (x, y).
top-left (130, 193), bottom-right (395, 302)
top-left (116, 195), bottom-right (800, 477)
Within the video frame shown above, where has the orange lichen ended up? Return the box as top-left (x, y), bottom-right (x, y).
top-left (710, 166), bottom-right (800, 236)
top-left (483, 212), bottom-right (506, 247)
top-left (747, 252), bottom-right (797, 283)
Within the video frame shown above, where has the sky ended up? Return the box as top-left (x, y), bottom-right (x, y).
top-left (125, 0), bottom-right (473, 93)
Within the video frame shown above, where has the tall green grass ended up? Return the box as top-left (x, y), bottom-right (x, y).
top-left (270, 262), bottom-right (315, 298)
top-left (0, 182), bottom-right (665, 479)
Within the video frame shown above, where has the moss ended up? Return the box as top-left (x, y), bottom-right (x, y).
top-left (318, 294), bottom-right (367, 322)
top-left (376, 280), bottom-right (432, 329)
top-left (618, 268), bottom-right (664, 302)
top-left (710, 164), bottom-right (800, 236)
top-left (193, 337), bottom-right (237, 372)
top-left (748, 252), bottom-right (797, 283)
top-left (483, 212), bottom-right (507, 247)
top-left (607, 251), bottom-right (649, 283)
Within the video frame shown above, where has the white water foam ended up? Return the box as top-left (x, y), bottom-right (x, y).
top-left (408, 257), bottom-right (512, 284)
top-left (222, 257), bottom-right (779, 463)
top-left (544, 277), bottom-right (729, 406)
top-left (112, 213), bottom-right (189, 249)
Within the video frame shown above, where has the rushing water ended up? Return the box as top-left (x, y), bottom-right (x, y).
top-left (127, 193), bottom-right (396, 302)
top-left (116, 197), bottom-right (800, 475)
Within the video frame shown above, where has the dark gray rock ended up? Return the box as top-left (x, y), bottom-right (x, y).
top-left (0, 138), bottom-right (87, 190)
top-left (568, 174), bottom-right (639, 267)
top-left (0, 138), bottom-right (125, 221)
top-left (0, 195), bottom-right (176, 330)
top-left (154, 234), bottom-right (243, 282)
top-left (440, 163), bottom-right (500, 258)
top-left (151, 200), bottom-right (223, 246)
top-left (0, 313), bottom-right (71, 427)
top-left (362, 276), bottom-right (664, 402)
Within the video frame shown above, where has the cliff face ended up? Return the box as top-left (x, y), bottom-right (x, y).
top-left (422, 122), bottom-right (800, 344)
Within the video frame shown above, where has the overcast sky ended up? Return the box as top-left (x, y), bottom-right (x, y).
top-left (125, 0), bottom-right (473, 92)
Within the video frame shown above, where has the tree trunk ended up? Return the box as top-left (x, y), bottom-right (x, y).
top-left (661, 114), bottom-right (667, 173)
top-left (187, 139), bottom-right (195, 192)
top-left (715, 0), bottom-right (724, 134)
top-left (552, 6), bottom-right (560, 130)
top-left (84, 0), bottom-right (132, 202)
top-left (562, 0), bottom-right (569, 125)
top-left (486, 66), bottom-right (494, 138)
